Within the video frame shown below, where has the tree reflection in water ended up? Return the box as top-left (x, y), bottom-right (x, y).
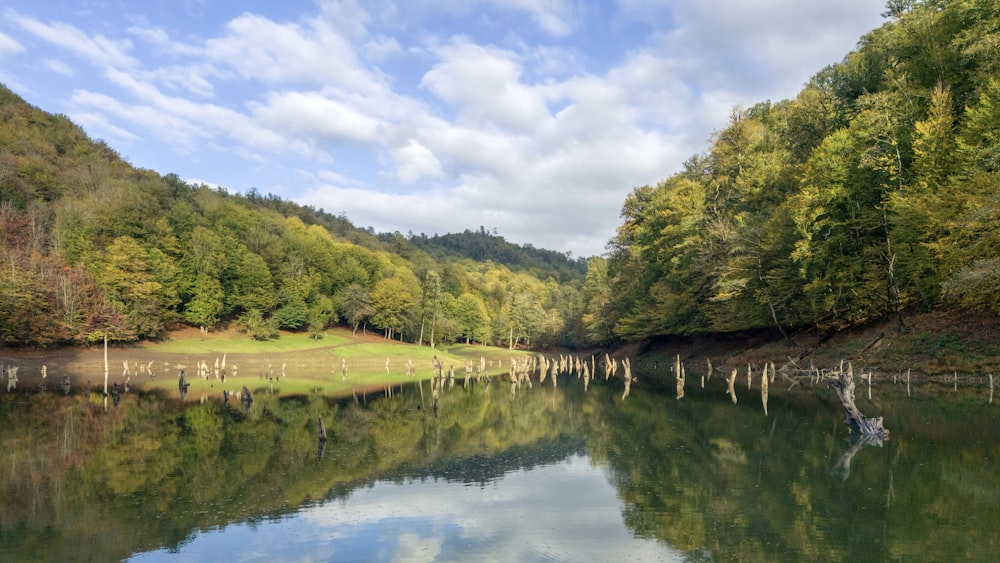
top-left (0, 367), bottom-right (997, 561)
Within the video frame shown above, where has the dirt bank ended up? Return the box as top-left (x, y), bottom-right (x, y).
top-left (626, 309), bottom-right (1000, 380)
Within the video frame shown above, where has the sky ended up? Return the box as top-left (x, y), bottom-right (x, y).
top-left (0, 1), bottom-right (886, 258)
top-left (130, 454), bottom-right (683, 562)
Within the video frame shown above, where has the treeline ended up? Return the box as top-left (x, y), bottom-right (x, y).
top-left (581, 0), bottom-right (1000, 343)
top-left (406, 228), bottom-right (587, 283)
top-left (0, 85), bottom-right (586, 348)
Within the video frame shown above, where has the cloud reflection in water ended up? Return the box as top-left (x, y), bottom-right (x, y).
top-left (130, 453), bottom-right (681, 562)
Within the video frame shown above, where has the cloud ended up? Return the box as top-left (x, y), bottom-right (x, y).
top-left (69, 110), bottom-right (141, 144)
top-left (254, 90), bottom-right (382, 146)
top-left (7, 9), bottom-right (137, 68)
top-left (42, 58), bottom-right (74, 76)
top-left (203, 12), bottom-right (383, 94)
top-left (490, 0), bottom-right (576, 37)
top-left (393, 139), bottom-right (443, 182)
top-left (646, 0), bottom-right (884, 99)
top-left (422, 38), bottom-right (553, 133)
top-left (0, 31), bottom-right (24, 58)
top-left (290, 455), bottom-right (681, 561)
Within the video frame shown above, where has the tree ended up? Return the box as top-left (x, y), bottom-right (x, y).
top-left (229, 249), bottom-right (275, 313)
top-left (498, 290), bottom-right (544, 350)
top-left (179, 226), bottom-right (227, 330)
top-left (370, 276), bottom-right (415, 341)
top-left (94, 236), bottom-right (166, 338)
top-left (237, 308), bottom-right (278, 340)
top-left (183, 274), bottom-right (224, 331)
top-left (454, 292), bottom-right (491, 344)
top-left (581, 257), bottom-right (614, 344)
top-left (307, 294), bottom-right (334, 338)
top-left (272, 287), bottom-right (310, 330)
top-left (416, 270), bottom-right (442, 347)
top-left (340, 283), bottom-right (373, 335)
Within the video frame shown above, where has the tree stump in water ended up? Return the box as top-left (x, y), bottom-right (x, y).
top-left (241, 385), bottom-right (253, 414)
top-left (317, 416), bottom-right (327, 442)
top-left (828, 369), bottom-right (889, 440)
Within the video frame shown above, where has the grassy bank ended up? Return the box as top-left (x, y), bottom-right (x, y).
top-left (126, 326), bottom-right (540, 400)
top-left (0, 325), bottom-right (543, 402)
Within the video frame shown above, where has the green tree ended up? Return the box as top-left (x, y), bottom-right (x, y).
top-left (416, 270), bottom-right (442, 347)
top-left (454, 292), bottom-right (491, 344)
top-left (94, 236), bottom-right (166, 338)
top-left (340, 283), bottom-right (373, 335)
top-left (229, 249), bottom-right (275, 313)
top-left (370, 276), bottom-right (415, 341)
top-left (272, 287), bottom-right (310, 330)
top-left (183, 274), bottom-right (224, 331)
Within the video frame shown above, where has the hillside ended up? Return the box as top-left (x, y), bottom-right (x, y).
top-left (0, 84), bottom-right (588, 349)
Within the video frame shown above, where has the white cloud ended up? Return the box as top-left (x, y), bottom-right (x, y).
top-left (42, 58), bottom-right (74, 76)
top-left (393, 139), bottom-right (443, 182)
top-left (292, 455), bottom-right (682, 561)
top-left (126, 25), bottom-right (171, 47)
top-left (422, 38), bottom-right (553, 133)
top-left (649, 0), bottom-right (884, 100)
top-left (0, 31), bottom-right (24, 58)
top-left (204, 12), bottom-right (382, 93)
top-left (254, 90), bottom-right (382, 146)
top-left (69, 110), bottom-right (141, 144)
top-left (490, 0), bottom-right (576, 37)
top-left (7, 9), bottom-right (137, 68)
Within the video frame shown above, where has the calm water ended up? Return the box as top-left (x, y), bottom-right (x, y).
top-left (1, 369), bottom-right (997, 562)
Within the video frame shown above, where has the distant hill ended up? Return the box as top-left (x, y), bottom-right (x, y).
top-left (405, 228), bottom-right (587, 283)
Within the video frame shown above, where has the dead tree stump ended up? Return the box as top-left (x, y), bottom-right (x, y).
top-left (317, 416), bottom-right (328, 441)
top-left (828, 369), bottom-right (889, 440)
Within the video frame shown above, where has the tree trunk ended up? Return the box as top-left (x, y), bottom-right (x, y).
top-left (828, 367), bottom-right (889, 440)
top-left (430, 311), bottom-right (437, 348)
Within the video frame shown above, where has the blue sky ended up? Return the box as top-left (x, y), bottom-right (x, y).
top-left (0, 1), bottom-right (885, 257)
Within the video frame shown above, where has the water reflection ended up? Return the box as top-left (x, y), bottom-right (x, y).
top-left (132, 455), bottom-right (680, 563)
top-left (1, 368), bottom-right (998, 562)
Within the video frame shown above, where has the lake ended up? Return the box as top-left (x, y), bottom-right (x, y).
top-left (1, 365), bottom-right (997, 562)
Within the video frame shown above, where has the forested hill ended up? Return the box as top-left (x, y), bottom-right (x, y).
top-left (582, 0), bottom-right (1000, 343)
top-left (0, 84), bottom-right (589, 348)
top-left (405, 229), bottom-right (587, 283)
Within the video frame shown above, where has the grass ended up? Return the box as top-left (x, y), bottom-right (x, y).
top-left (137, 329), bottom-right (351, 354)
top-left (127, 327), bottom-right (544, 400)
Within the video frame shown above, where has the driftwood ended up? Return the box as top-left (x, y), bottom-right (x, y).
top-left (828, 368), bottom-right (889, 440)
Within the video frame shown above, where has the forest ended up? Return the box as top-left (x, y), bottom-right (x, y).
top-left (2, 0), bottom-right (999, 350)
top-left (584, 0), bottom-right (1000, 343)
